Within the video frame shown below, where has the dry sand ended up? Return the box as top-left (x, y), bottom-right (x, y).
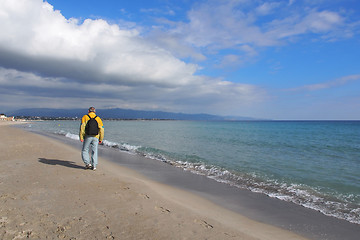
top-left (0, 122), bottom-right (308, 239)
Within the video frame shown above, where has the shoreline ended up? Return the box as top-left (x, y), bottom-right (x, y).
top-left (1, 122), bottom-right (359, 239)
top-left (50, 126), bottom-right (360, 240)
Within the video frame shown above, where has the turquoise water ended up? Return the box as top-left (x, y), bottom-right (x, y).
top-left (24, 120), bottom-right (360, 224)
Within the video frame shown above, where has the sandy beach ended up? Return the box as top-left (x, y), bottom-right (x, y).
top-left (0, 122), bottom-right (311, 240)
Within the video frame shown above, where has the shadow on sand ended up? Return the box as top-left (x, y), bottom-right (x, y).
top-left (38, 158), bottom-right (84, 169)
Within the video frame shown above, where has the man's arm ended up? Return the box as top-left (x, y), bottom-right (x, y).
top-left (97, 117), bottom-right (104, 144)
top-left (79, 115), bottom-right (88, 142)
top-left (99, 126), bottom-right (104, 144)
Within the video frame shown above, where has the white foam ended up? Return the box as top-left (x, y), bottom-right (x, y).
top-left (102, 140), bottom-right (118, 147)
top-left (101, 139), bottom-right (140, 154)
top-left (65, 132), bottom-right (79, 141)
top-left (122, 143), bottom-right (140, 152)
top-left (161, 158), bottom-right (360, 225)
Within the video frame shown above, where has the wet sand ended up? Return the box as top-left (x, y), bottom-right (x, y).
top-left (1, 122), bottom-right (359, 239)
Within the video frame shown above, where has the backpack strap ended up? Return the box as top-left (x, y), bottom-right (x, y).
top-left (87, 114), bottom-right (98, 119)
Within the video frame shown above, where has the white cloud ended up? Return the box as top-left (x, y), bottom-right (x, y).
top-left (0, 65), bottom-right (264, 115)
top-left (303, 10), bottom-right (343, 33)
top-left (255, 2), bottom-right (281, 16)
top-left (182, 1), bottom-right (275, 48)
top-left (140, 7), bottom-right (175, 16)
top-left (0, 0), bottom-right (199, 87)
top-left (153, 0), bottom-right (356, 65)
top-left (286, 75), bottom-right (360, 92)
top-left (0, 0), bottom-right (267, 115)
top-left (218, 55), bottom-right (243, 68)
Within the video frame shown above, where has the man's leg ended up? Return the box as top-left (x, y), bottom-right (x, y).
top-left (81, 136), bottom-right (91, 166)
top-left (90, 137), bottom-right (99, 169)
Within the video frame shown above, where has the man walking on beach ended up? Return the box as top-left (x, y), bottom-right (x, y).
top-left (79, 107), bottom-right (104, 170)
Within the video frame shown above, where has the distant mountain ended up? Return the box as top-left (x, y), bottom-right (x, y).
top-left (9, 108), bottom-right (256, 121)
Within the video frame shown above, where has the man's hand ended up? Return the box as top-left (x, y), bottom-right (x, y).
top-left (80, 139), bottom-right (84, 142)
top-left (99, 141), bottom-right (102, 144)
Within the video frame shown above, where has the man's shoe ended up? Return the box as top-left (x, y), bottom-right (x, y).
top-left (85, 164), bottom-right (92, 169)
top-left (93, 167), bottom-right (96, 171)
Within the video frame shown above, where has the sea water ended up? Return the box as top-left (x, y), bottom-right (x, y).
top-left (24, 120), bottom-right (360, 224)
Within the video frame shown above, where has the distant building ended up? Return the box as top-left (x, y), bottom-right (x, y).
top-left (0, 113), bottom-right (14, 121)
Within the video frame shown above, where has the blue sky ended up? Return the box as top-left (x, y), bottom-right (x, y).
top-left (0, 0), bottom-right (359, 119)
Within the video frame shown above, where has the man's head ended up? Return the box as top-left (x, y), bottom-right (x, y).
top-left (88, 107), bottom-right (96, 113)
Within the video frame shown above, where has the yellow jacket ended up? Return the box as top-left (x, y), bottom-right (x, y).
top-left (79, 112), bottom-right (104, 142)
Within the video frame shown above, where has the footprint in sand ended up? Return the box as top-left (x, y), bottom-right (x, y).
top-left (194, 219), bottom-right (214, 229)
top-left (0, 193), bottom-right (16, 201)
top-left (139, 193), bottom-right (150, 199)
top-left (56, 225), bottom-right (67, 239)
top-left (0, 216), bottom-right (9, 227)
top-left (14, 230), bottom-right (33, 239)
top-left (155, 206), bottom-right (171, 213)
